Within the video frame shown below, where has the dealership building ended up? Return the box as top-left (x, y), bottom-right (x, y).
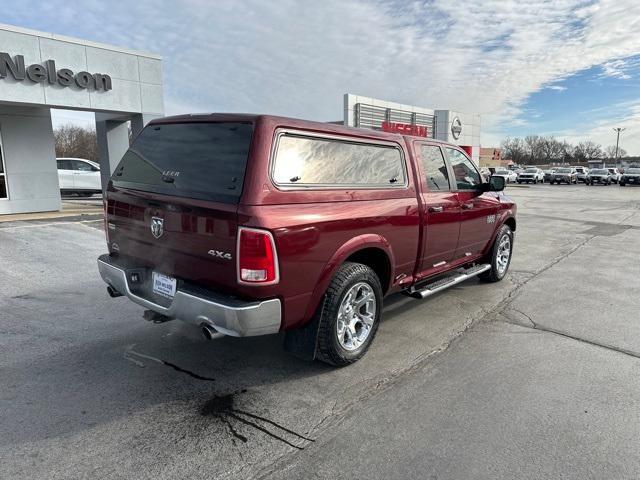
top-left (0, 23), bottom-right (163, 215)
top-left (343, 94), bottom-right (481, 163)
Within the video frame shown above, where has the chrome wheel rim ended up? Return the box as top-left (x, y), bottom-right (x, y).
top-left (496, 234), bottom-right (511, 276)
top-left (336, 282), bottom-right (376, 351)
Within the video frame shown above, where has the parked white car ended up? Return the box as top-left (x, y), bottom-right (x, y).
top-left (56, 158), bottom-right (102, 197)
top-left (574, 166), bottom-right (589, 183)
top-left (493, 168), bottom-right (518, 183)
top-left (607, 168), bottom-right (621, 184)
top-left (517, 167), bottom-right (545, 184)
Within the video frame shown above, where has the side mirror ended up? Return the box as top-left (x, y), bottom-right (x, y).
top-left (487, 175), bottom-right (505, 192)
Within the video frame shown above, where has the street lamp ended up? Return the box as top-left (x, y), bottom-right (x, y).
top-left (613, 127), bottom-right (625, 165)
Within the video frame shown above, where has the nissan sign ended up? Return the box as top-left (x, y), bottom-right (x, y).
top-left (451, 116), bottom-right (462, 140)
top-left (0, 52), bottom-right (112, 91)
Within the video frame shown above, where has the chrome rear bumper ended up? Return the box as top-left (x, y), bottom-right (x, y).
top-left (97, 254), bottom-right (281, 337)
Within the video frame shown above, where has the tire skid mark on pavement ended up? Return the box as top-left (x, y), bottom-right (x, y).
top-left (124, 344), bottom-right (216, 381)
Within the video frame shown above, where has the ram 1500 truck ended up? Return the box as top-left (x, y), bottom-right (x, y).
top-left (98, 114), bottom-right (516, 366)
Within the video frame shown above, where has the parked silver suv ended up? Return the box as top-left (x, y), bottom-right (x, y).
top-left (550, 167), bottom-right (578, 184)
top-left (574, 166), bottom-right (589, 183)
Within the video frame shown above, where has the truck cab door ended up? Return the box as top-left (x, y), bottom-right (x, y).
top-left (70, 159), bottom-right (98, 190)
top-left (56, 159), bottom-right (74, 190)
top-left (414, 143), bottom-right (461, 280)
top-left (444, 147), bottom-right (499, 258)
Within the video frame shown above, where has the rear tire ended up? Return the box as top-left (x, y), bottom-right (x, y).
top-left (480, 224), bottom-right (514, 283)
top-left (316, 262), bottom-right (383, 367)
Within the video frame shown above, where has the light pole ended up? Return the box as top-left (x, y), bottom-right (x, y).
top-left (613, 127), bottom-right (625, 165)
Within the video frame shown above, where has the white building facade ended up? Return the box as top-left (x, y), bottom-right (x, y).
top-left (0, 23), bottom-right (164, 215)
top-left (344, 94), bottom-right (481, 163)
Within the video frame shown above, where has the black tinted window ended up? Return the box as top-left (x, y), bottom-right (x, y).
top-left (420, 145), bottom-right (450, 191)
top-left (447, 148), bottom-right (481, 190)
top-left (273, 135), bottom-right (405, 186)
top-left (112, 122), bottom-right (253, 203)
top-left (57, 160), bottom-right (72, 170)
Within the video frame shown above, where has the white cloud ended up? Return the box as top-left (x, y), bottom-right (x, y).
top-left (5, 0), bottom-right (640, 152)
top-left (556, 101), bottom-right (640, 153)
top-left (600, 60), bottom-right (632, 79)
top-left (547, 85), bottom-right (567, 92)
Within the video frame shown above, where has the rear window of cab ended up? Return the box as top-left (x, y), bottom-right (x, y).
top-left (111, 122), bottom-right (253, 203)
top-left (271, 133), bottom-right (407, 188)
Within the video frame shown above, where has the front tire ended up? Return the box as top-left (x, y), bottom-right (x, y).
top-left (316, 262), bottom-right (383, 366)
top-left (480, 224), bottom-right (514, 283)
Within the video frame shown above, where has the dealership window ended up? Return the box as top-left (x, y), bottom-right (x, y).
top-left (420, 145), bottom-right (450, 191)
top-left (446, 148), bottom-right (481, 190)
top-left (0, 128), bottom-right (7, 199)
top-left (273, 134), bottom-right (406, 187)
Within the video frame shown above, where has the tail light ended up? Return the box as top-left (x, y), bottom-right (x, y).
top-left (237, 227), bottom-right (279, 285)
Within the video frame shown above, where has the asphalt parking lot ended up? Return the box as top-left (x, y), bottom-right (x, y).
top-left (2, 183), bottom-right (639, 479)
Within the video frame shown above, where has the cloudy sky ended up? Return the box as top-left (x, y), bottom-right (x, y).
top-left (3, 0), bottom-right (640, 153)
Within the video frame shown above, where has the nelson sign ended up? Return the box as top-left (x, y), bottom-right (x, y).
top-left (0, 52), bottom-right (112, 91)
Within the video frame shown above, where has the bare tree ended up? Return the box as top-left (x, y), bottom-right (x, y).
top-left (573, 141), bottom-right (603, 162)
top-left (604, 145), bottom-right (627, 159)
top-left (54, 125), bottom-right (98, 161)
top-left (524, 135), bottom-right (544, 164)
top-left (539, 137), bottom-right (566, 164)
top-left (501, 137), bottom-right (528, 164)
top-left (559, 140), bottom-right (574, 164)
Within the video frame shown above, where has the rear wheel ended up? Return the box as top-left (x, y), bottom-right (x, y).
top-left (316, 262), bottom-right (383, 366)
top-left (480, 224), bottom-right (514, 283)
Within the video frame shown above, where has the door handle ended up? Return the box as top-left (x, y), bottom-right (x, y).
top-left (461, 202), bottom-right (474, 210)
top-left (428, 206), bottom-right (444, 213)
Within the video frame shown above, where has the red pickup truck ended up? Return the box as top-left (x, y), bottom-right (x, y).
top-left (98, 114), bottom-right (516, 366)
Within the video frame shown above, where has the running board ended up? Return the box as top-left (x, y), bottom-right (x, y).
top-left (408, 264), bottom-right (492, 299)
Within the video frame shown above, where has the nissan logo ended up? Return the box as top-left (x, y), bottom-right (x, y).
top-left (451, 117), bottom-right (462, 140)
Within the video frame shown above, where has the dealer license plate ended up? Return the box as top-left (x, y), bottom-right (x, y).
top-left (152, 272), bottom-right (177, 298)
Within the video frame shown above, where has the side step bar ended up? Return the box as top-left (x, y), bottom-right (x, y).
top-left (408, 264), bottom-right (492, 299)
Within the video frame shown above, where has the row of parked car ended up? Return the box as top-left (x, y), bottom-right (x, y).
top-left (481, 165), bottom-right (640, 186)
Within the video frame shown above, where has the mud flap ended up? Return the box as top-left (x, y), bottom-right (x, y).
top-left (282, 300), bottom-right (324, 362)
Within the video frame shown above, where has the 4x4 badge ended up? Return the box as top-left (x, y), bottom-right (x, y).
top-left (208, 249), bottom-right (232, 260)
top-left (150, 217), bottom-right (164, 239)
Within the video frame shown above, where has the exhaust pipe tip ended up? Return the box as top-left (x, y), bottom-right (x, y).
top-left (201, 324), bottom-right (223, 341)
top-left (107, 285), bottom-right (123, 298)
